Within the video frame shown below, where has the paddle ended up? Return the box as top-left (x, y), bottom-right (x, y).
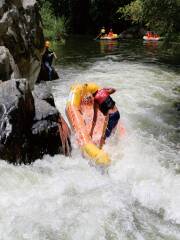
top-left (94, 33), bottom-right (102, 40)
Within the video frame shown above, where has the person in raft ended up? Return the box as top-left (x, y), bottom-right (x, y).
top-left (42, 41), bottom-right (57, 81)
top-left (100, 26), bottom-right (106, 37)
top-left (108, 28), bottom-right (114, 37)
top-left (89, 84), bottom-right (120, 145)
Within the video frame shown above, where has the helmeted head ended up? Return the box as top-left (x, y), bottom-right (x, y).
top-left (45, 41), bottom-right (50, 48)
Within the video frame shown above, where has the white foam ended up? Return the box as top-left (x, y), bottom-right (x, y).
top-left (0, 59), bottom-right (179, 239)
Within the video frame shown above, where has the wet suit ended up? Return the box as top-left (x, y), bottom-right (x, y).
top-left (105, 111), bottom-right (120, 137)
top-left (42, 48), bottom-right (54, 81)
top-left (93, 88), bottom-right (120, 138)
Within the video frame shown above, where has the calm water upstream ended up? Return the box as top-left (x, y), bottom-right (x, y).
top-left (0, 36), bottom-right (180, 239)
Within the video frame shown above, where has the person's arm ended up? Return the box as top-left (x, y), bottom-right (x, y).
top-left (90, 101), bottom-right (98, 137)
top-left (103, 88), bottom-right (116, 95)
top-left (53, 52), bottom-right (57, 59)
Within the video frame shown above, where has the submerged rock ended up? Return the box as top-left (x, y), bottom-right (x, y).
top-left (0, 79), bottom-right (71, 164)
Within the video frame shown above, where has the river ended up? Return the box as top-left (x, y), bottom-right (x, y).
top-left (0, 36), bottom-right (180, 239)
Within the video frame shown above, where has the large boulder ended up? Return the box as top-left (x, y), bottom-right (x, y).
top-left (0, 0), bottom-right (44, 87)
top-left (33, 82), bottom-right (55, 106)
top-left (0, 79), bottom-right (71, 164)
top-left (0, 79), bottom-right (35, 164)
top-left (32, 83), bottom-right (71, 158)
top-left (30, 98), bottom-right (62, 160)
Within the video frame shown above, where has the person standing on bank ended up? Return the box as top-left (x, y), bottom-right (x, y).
top-left (90, 87), bottom-right (120, 146)
top-left (42, 41), bottom-right (57, 81)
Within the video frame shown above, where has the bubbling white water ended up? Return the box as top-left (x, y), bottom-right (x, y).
top-left (0, 59), bottom-right (179, 240)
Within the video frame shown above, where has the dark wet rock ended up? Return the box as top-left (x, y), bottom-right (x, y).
top-left (0, 1), bottom-right (71, 163)
top-left (33, 83), bottom-right (55, 107)
top-left (31, 96), bottom-right (71, 160)
top-left (0, 79), bottom-right (71, 164)
top-left (120, 26), bottom-right (146, 39)
top-left (0, 0), bottom-right (44, 87)
top-left (0, 47), bottom-right (20, 81)
top-left (37, 64), bottom-right (59, 82)
top-left (29, 98), bottom-right (61, 161)
top-left (0, 79), bottom-right (35, 164)
top-left (174, 102), bottom-right (180, 111)
top-left (0, 47), bottom-right (12, 81)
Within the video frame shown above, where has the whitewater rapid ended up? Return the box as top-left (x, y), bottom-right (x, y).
top-left (0, 56), bottom-right (180, 239)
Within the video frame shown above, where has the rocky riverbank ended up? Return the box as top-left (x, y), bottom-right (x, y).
top-left (0, 79), bottom-right (71, 164)
top-left (0, 0), bottom-right (71, 163)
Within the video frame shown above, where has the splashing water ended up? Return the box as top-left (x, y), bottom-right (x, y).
top-left (0, 39), bottom-right (180, 239)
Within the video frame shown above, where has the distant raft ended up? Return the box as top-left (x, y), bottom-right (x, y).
top-left (100, 34), bottom-right (119, 40)
top-left (143, 36), bottom-right (161, 41)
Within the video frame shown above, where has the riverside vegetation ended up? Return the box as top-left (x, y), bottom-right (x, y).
top-left (39, 0), bottom-right (180, 41)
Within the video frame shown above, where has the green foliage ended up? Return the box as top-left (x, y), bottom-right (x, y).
top-left (142, 0), bottom-right (179, 35)
top-left (40, 1), bottom-right (68, 42)
top-left (89, 0), bottom-right (126, 30)
top-left (39, 0), bottom-right (179, 39)
top-left (118, 0), bottom-right (180, 38)
top-left (118, 0), bottom-right (143, 23)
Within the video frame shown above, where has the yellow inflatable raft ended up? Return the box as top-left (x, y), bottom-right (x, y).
top-left (100, 34), bottom-right (119, 40)
top-left (66, 83), bottom-right (110, 166)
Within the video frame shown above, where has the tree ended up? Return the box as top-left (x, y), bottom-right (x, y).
top-left (39, 1), bottom-right (67, 41)
top-left (119, 0), bottom-right (180, 37)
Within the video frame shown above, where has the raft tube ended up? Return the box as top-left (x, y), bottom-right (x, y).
top-left (66, 83), bottom-right (110, 166)
top-left (100, 34), bottom-right (119, 40)
top-left (143, 36), bottom-right (161, 41)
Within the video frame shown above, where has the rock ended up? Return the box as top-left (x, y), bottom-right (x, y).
top-left (0, 0), bottom-right (44, 87)
top-left (29, 97), bottom-right (61, 160)
top-left (0, 1), bottom-right (72, 163)
top-left (0, 79), bottom-right (35, 164)
top-left (33, 83), bottom-right (55, 107)
top-left (0, 46), bottom-right (20, 81)
top-left (120, 25), bottom-right (146, 39)
top-left (31, 92), bottom-right (71, 159)
top-left (33, 98), bottom-right (58, 122)
top-left (0, 47), bottom-right (13, 81)
top-left (0, 79), bottom-right (71, 164)
top-left (37, 64), bottom-right (59, 82)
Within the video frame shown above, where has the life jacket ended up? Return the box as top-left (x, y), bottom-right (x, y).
top-left (94, 89), bottom-right (109, 104)
top-left (108, 32), bottom-right (113, 37)
top-left (94, 89), bottom-right (115, 115)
